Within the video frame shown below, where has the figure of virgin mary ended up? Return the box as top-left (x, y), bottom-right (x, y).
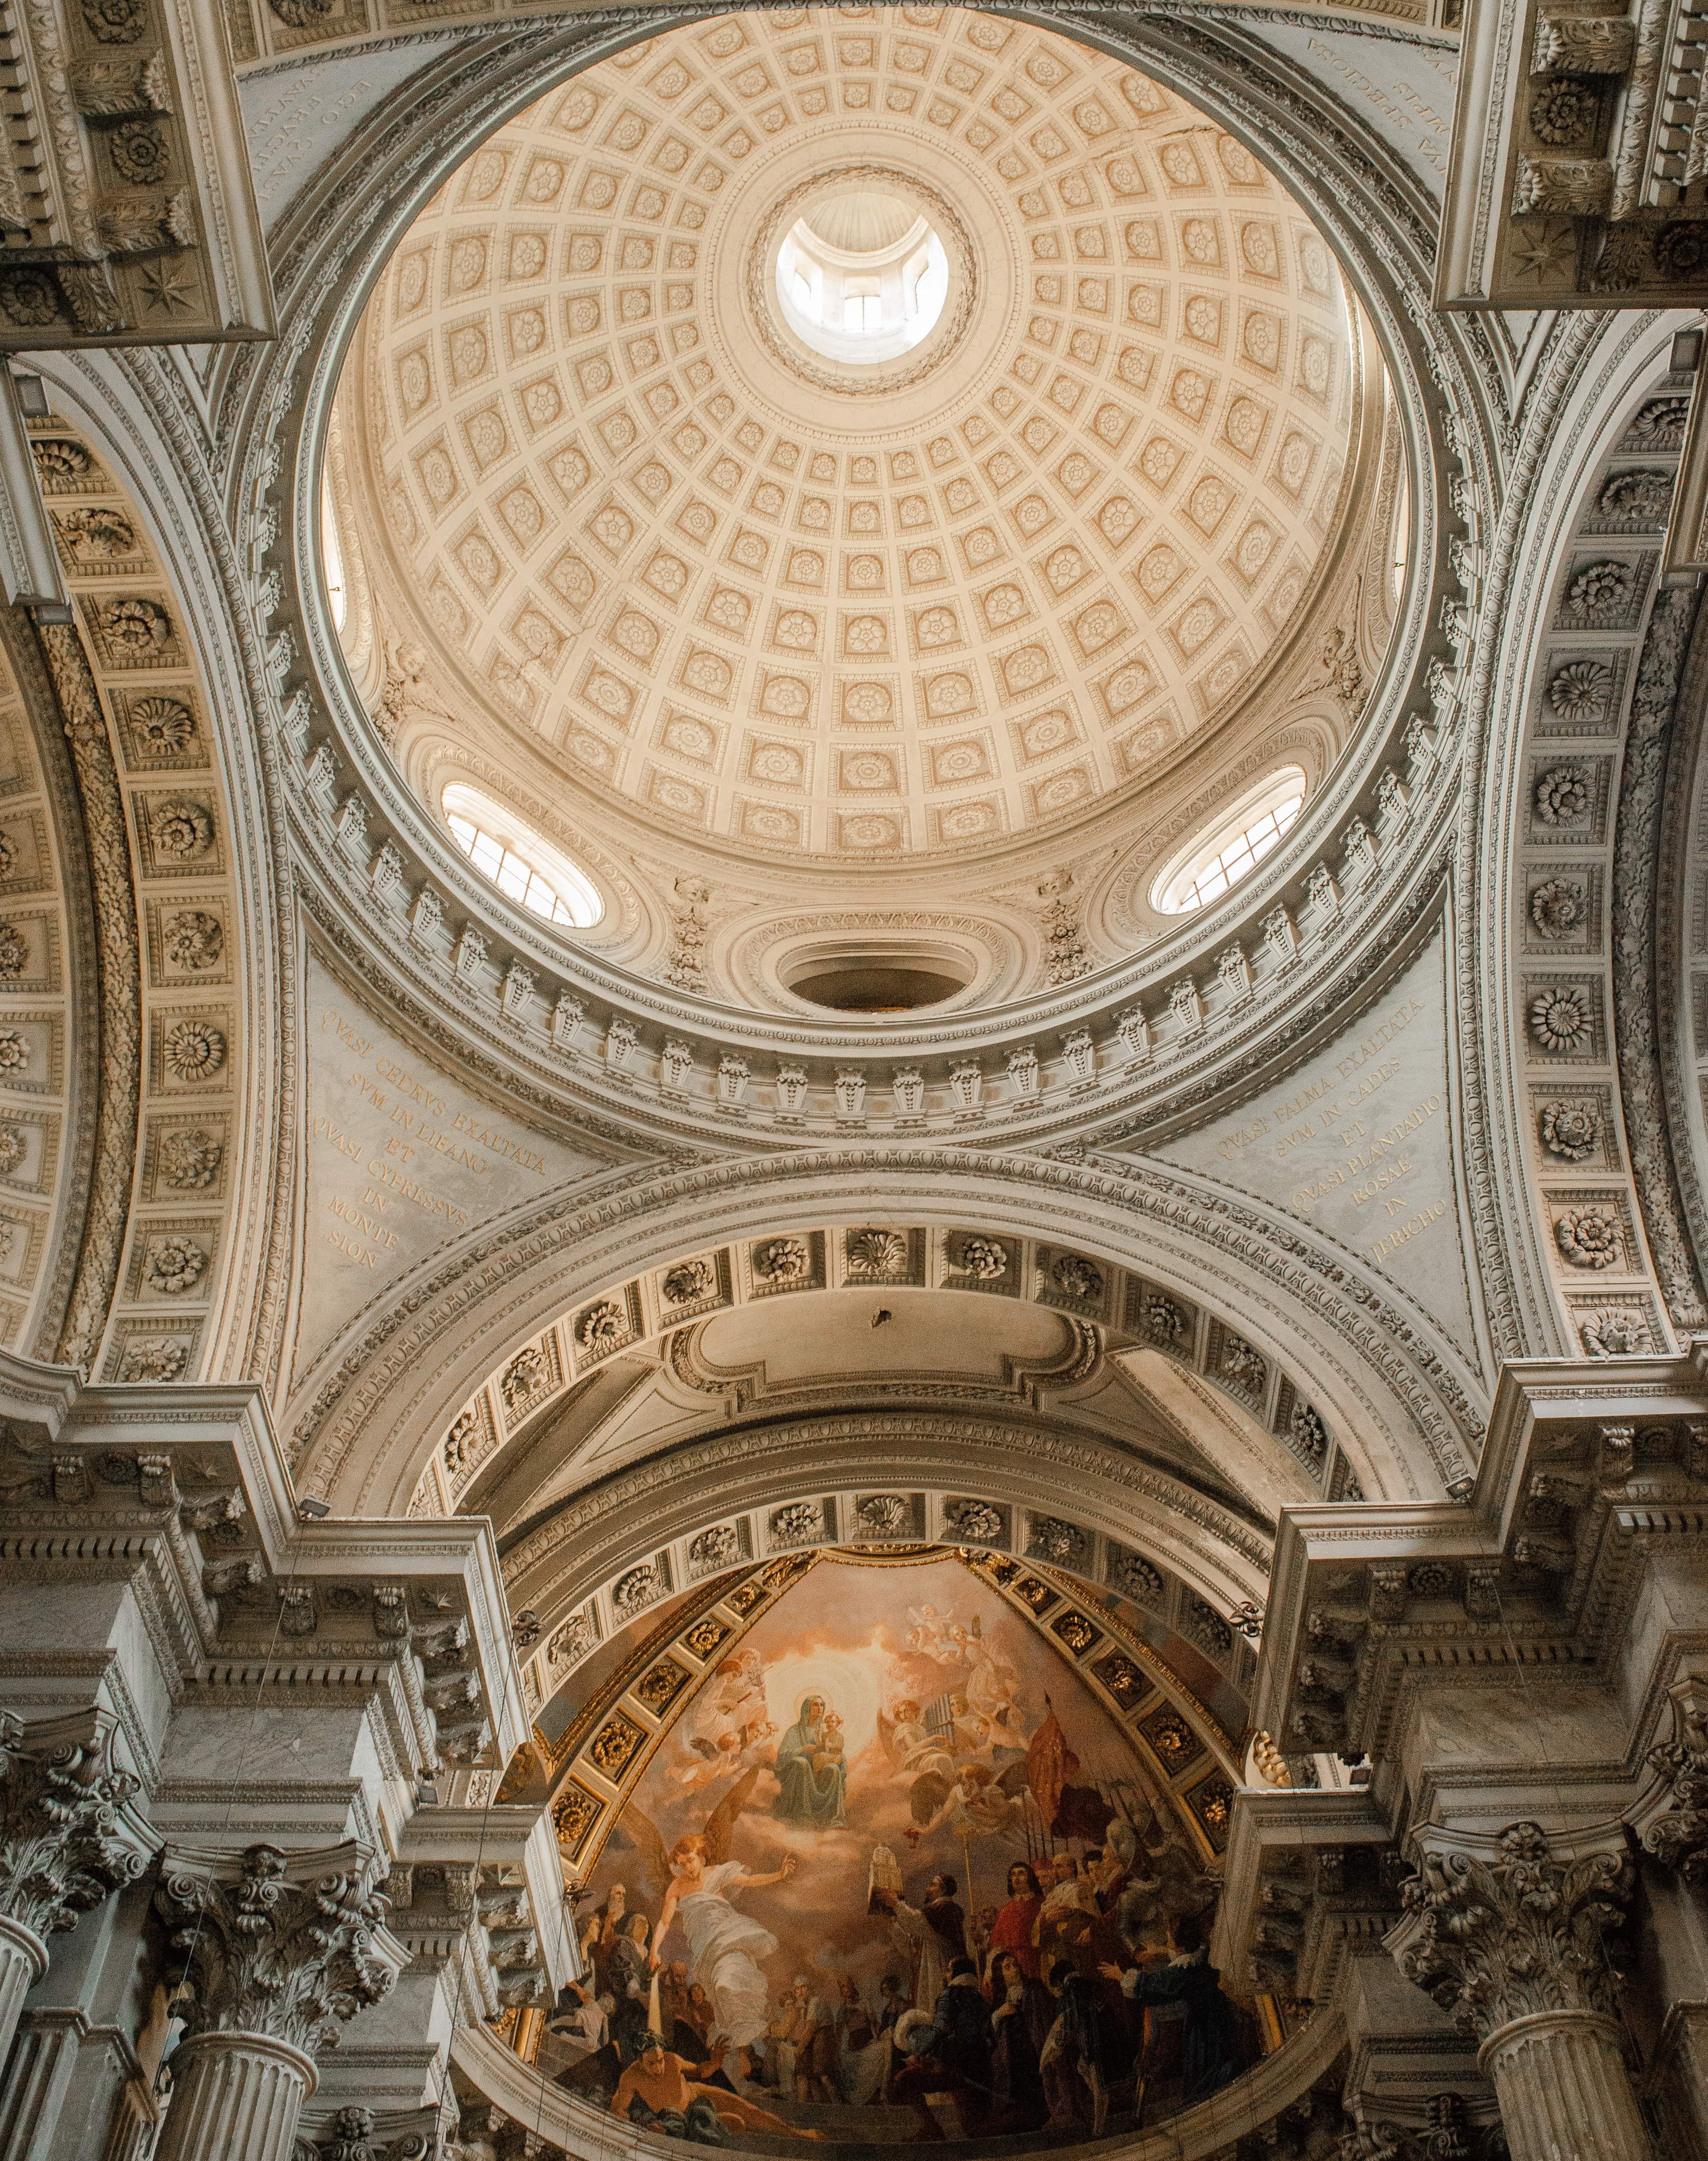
top-left (770, 1694), bottom-right (847, 1829)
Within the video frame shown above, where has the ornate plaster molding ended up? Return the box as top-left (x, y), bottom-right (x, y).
top-left (34, 618), bottom-right (141, 1369)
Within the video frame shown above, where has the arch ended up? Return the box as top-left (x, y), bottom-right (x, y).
top-left (289, 1147), bottom-right (1483, 1516)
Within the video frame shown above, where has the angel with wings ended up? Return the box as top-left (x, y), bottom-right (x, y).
top-left (618, 1769), bottom-right (801, 2075)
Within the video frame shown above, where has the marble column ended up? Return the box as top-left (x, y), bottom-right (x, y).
top-left (0, 1709), bottom-right (157, 2065)
top-left (1479, 2008), bottom-right (1649, 2161)
top-left (0, 1875), bottom-right (164, 2161)
top-left (0, 1918), bottom-right (46, 2072)
top-left (1387, 1819), bottom-right (1649, 2161)
top-left (150, 1842), bottom-right (407, 2161)
top-left (153, 2033), bottom-right (317, 2161)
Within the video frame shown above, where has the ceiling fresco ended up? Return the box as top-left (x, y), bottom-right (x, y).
top-left (542, 1549), bottom-right (1240, 2145)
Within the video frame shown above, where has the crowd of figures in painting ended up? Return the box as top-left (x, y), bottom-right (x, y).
top-left (543, 1555), bottom-right (1244, 2145)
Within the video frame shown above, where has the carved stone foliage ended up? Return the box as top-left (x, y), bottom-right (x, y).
top-left (1641, 1696), bottom-right (1708, 1882)
top-left (0, 1708), bottom-right (157, 1941)
top-left (0, 0), bottom-right (270, 345)
top-left (155, 1842), bottom-right (402, 2055)
top-left (1393, 1821), bottom-right (1632, 2038)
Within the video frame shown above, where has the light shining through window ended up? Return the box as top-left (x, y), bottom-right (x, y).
top-left (442, 784), bottom-right (602, 929)
top-left (1174, 796), bottom-right (1303, 912)
top-left (1153, 767), bottom-right (1309, 916)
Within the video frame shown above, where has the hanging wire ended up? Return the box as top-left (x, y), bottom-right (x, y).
top-left (151, 1513), bottom-right (304, 2101)
top-left (429, 1749), bottom-right (501, 2157)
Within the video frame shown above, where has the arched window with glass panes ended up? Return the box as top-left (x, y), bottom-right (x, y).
top-left (441, 784), bottom-right (602, 930)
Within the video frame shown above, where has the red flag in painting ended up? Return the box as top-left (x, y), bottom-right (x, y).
top-left (1026, 1695), bottom-right (1079, 1823)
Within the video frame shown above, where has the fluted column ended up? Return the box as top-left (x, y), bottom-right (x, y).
top-left (151, 1842), bottom-right (408, 2161)
top-left (0, 1916), bottom-right (46, 2068)
top-left (153, 2033), bottom-right (315, 2161)
top-left (1387, 1820), bottom-right (1649, 2161)
top-left (0, 1708), bottom-right (157, 2064)
top-left (1480, 2008), bottom-right (1649, 2161)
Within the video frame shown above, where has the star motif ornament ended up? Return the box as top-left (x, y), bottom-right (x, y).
top-left (1512, 221), bottom-right (1577, 282)
top-left (140, 253), bottom-right (195, 315)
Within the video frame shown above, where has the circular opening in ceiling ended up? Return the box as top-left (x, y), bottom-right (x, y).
top-left (780, 942), bottom-right (976, 1013)
top-left (775, 187), bottom-right (949, 367)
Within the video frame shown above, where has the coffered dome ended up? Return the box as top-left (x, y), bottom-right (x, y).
top-left (333, 5), bottom-right (1381, 887)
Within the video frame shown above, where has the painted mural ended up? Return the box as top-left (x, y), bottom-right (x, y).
top-left (544, 1552), bottom-right (1244, 2146)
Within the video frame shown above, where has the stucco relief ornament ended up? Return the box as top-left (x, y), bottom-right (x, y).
top-left (151, 799), bottom-right (214, 860)
top-left (1530, 878), bottom-right (1586, 938)
top-left (500, 1345), bottom-right (547, 1406)
top-left (1641, 1702), bottom-right (1708, 1882)
top-left (892, 1067), bottom-right (924, 1117)
top-left (1529, 78), bottom-right (1598, 143)
top-left (1029, 1515), bottom-right (1085, 1564)
top-left (56, 505), bottom-right (135, 557)
top-left (1540, 1099), bottom-right (1601, 1160)
top-left (164, 911), bottom-right (222, 971)
top-left (1394, 1821), bottom-right (1632, 2038)
top-left (0, 1708), bottom-right (158, 1940)
top-left (662, 1256), bottom-right (716, 1306)
top-left (945, 1498), bottom-right (1003, 1543)
top-left (133, 697), bottom-right (196, 754)
top-left (1534, 765), bottom-right (1591, 824)
top-left (155, 1843), bottom-right (399, 2054)
top-left (612, 1564), bottom-right (660, 1617)
top-left (160, 1128), bottom-right (222, 1189)
top-left (1529, 987), bottom-right (1592, 1053)
top-left (577, 1299), bottom-right (627, 1351)
top-left (0, 1127), bottom-right (25, 1176)
top-left (1114, 1551), bottom-right (1164, 1601)
top-left (1547, 661), bottom-right (1613, 722)
top-left (1580, 1307), bottom-right (1652, 1357)
top-left (1632, 395), bottom-right (1691, 447)
top-left (1221, 1335), bottom-right (1265, 1388)
top-left (1555, 1208), bottom-right (1622, 1269)
top-left (957, 1235), bottom-right (1008, 1280)
top-left (753, 1236), bottom-right (810, 1284)
top-left (690, 1524), bottom-right (740, 1572)
top-left (1143, 1292), bottom-right (1187, 1344)
top-left (1290, 1402), bottom-right (1329, 1465)
top-left (0, 924), bottom-right (26, 980)
top-left (857, 1494), bottom-right (909, 1537)
top-left (1562, 560), bottom-right (1636, 623)
top-left (770, 1501), bottom-right (822, 1548)
top-left (548, 1611), bottom-right (597, 1666)
top-left (119, 1336), bottom-right (187, 1382)
top-left (143, 1233), bottom-right (205, 1294)
top-left (443, 1409), bottom-right (479, 1476)
top-left (1598, 469), bottom-right (1673, 523)
top-left (848, 1229), bottom-right (908, 1279)
top-left (30, 439), bottom-right (91, 493)
top-left (99, 597), bottom-right (171, 655)
top-left (1050, 1251), bottom-right (1104, 1301)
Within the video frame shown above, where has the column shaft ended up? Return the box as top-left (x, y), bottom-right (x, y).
top-left (153, 2032), bottom-right (315, 2161)
top-left (1480, 2009), bottom-right (1651, 2161)
top-left (0, 1917), bottom-right (48, 2069)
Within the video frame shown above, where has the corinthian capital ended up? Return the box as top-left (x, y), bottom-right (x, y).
top-left (1387, 1819), bottom-right (1632, 2039)
top-left (155, 1841), bottom-right (407, 2057)
top-left (0, 1706), bottom-right (159, 1941)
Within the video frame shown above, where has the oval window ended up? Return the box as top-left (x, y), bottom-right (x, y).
top-left (1152, 767), bottom-right (1307, 916)
top-left (441, 784), bottom-right (602, 929)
